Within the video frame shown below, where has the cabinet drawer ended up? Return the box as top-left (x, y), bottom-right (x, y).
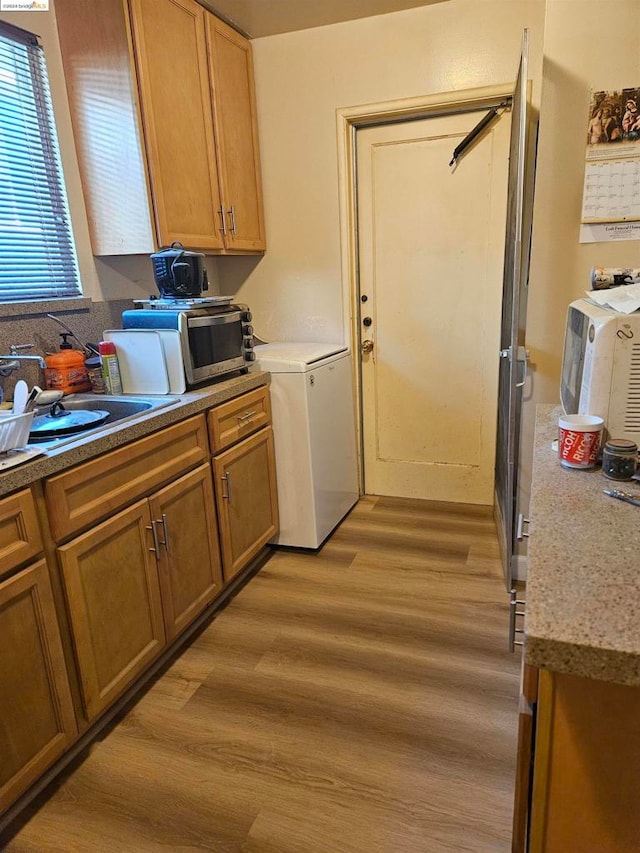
top-left (0, 488), bottom-right (42, 578)
top-left (208, 385), bottom-right (271, 453)
top-left (45, 415), bottom-right (208, 542)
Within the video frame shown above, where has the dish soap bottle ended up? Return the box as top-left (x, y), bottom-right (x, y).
top-left (44, 333), bottom-right (91, 395)
top-left (99, 341), bottom-right (123, 395)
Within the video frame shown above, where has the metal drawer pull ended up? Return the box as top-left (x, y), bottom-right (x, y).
top-left (509, 588), bottom-right (526, 652)
top-left (218, 205), bottom-right (227, 235)
top-left (146, 521), bottom-right (159, 554)
top-left (237, 410), bottom-right (257, 423)
top-left (516, 513), bottom-right (531, 540)
top-left (159, 513), bottom-right (170, 552)
top-left (221, 472), bottom-right (232, 502)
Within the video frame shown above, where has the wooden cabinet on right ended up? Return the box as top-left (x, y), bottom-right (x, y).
top-left (55, 0), bottom-right (265, 255)
top-left (513, 667), bottom-right (640, 852)
top-left (208, 387), bottom-right (278, 582)
top-left (213, 426), bottom-right (278, 582)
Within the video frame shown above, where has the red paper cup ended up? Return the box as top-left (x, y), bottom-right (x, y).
top-left (558, 415), bottom-right (604, 469)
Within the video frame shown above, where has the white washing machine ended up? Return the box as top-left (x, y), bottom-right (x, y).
top-left (253, 342), bottom-right (359, 548)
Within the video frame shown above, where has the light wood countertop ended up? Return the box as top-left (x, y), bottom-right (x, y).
top-left (525, 403), bottom-right (640, 686)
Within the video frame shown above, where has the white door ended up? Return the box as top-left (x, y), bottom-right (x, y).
top-left (357, 109), bottom-right (510, 504)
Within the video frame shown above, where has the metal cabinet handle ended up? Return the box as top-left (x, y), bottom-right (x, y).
top-left (227, 205), bottom-right (237, 236)
top-left (237, 410), bottom-right (257, 423)
top-left (146, 521), bottom-right (159, 554)
top-left (221, 472), bottom-right (232, 502)
top-left (218, 205), bottom-right (227, 235)
top-left (509, 588), bottom-right (526, 652)
top-left (516, 513), bottom-right (530, 540)
top-left (158, 513), bottom-right (170, 552)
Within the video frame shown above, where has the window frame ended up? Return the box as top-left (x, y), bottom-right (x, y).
top-left (0, 18), bottom-right (83, 305)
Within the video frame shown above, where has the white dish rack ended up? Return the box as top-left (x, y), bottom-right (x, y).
top-left (0, 411), bottom-right (34, 453)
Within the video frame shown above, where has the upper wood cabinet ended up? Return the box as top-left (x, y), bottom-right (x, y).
top-left (55, 0), bottom-right (265, 255)
top-left (206, 15), bottom-right (265, 251)
top-left (129, 0), bottom-right (224, 251)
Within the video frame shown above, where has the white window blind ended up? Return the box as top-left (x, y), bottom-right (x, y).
top-left (0, 21), bottom-right (81, 301)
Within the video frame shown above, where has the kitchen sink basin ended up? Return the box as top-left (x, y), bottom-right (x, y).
top-left (29, 393), bottom-right (181, 449)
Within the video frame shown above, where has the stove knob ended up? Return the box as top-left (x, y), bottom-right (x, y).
top-left (243, 337), bottom-right (254, 348)
top-left (242, 324), bottom-right (254, 336)
top-left (241, 310), bottom-right (252, 322)
top-left (245, 351), bottom-right (256, 361)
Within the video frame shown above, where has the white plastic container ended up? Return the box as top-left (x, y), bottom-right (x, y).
top-left (0, 411), bottom-right (34, 452)
top-left (558, 414), bottom-right (604, 469)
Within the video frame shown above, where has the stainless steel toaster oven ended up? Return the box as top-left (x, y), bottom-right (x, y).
top-left (122, 301), bottom-right (255, 386)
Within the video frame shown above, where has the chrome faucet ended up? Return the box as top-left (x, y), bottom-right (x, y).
top-left (0, 344), bottom-right (46, 376)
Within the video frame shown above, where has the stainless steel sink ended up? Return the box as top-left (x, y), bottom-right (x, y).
top-left (29, 393), bottom-right (181, 448)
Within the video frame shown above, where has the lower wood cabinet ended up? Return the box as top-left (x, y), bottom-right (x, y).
top-left (0, 560), bottom-right (77, 813)
top-left (513, 667), bottom-right (640, 852)
top-left (58, 500), bottom-right (166, 722)
top-left (528, 670), bottom-right (640, 853)
top-left (213, 426), bottom-right (278, 581)
top-left (149, 464), bottom-right (223, 641)
top-left (1, 387), bottom-right (276, 821)
top-left (58, 462), bottom-right (224, 720)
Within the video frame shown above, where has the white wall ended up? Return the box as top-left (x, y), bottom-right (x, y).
top-left (519, 0), bottom-right (640, 527)
top-left (218, 0), bottom-right (545, 343)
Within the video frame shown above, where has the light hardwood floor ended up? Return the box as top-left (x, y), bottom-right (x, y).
top-left (2, 496), bottom-right (520, 852)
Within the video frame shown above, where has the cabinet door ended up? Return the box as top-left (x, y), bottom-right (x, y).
top-left (213, 427), bottom-right (278, 581)
top-left (58, 501), bottom-right (165, 721)
top-left (0, 560), bottom-right (76, 813)
top-left (149, 464), bottom-right (223, 641)
top-left (129, 0), bottom-right (224, 249)
top-left (206, 14), bottom-right (266, 252)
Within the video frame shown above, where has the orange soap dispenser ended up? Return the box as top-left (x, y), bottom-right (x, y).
top-left (44, 333), bottom-right (91, 395)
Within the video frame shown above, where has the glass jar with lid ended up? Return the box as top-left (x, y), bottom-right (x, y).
top-left (602, 438), bottom-right (639, 481)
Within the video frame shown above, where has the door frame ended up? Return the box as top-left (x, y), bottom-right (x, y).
top-left (336, 84), bottom-right (514, 492)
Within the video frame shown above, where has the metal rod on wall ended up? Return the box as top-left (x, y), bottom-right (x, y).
top-left (449, 102), bottom-right (510, 168)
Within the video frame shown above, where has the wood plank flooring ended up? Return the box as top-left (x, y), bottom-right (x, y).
top-left (1, 496), bottom-right (520, 852)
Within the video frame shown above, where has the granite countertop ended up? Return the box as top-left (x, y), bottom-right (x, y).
top-left (0, 371), bottom-right (269, 499)
top-left (525, 403), bottom-right (640, 686)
